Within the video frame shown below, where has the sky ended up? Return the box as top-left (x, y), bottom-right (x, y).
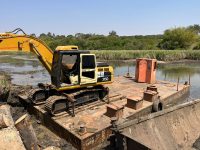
top-left (0, 0), bottom-right (200, 36)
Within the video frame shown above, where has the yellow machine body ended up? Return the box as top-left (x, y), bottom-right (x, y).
top-left (0, 29), bottom-right (114, 91)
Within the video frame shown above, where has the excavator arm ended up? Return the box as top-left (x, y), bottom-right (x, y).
top-left (0, 28), bottom-right (53, 73)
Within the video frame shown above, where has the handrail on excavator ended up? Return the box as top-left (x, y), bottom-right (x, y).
top-left (9, 28), bottom-right (26, 35)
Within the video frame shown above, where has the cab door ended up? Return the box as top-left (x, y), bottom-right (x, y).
top-left (80, 54), bottom-right (97, 85)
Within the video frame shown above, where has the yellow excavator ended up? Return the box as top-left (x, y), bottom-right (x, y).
top-left (0, 28), bottom-right (114, 116)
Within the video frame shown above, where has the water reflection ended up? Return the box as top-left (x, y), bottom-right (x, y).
top-left (104, 61), bottom-right (134, 69)
top-left (159, 64), bottom-right (197, 80)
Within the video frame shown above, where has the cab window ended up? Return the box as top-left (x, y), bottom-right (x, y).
top-left (82, 55), bottom-right (95, 69)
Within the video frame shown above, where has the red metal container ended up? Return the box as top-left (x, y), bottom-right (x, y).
top-left (135, 58), bottom-right (157, 84)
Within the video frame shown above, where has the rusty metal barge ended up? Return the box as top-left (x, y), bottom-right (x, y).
top-left (19, 74), bottom-right (190, 150)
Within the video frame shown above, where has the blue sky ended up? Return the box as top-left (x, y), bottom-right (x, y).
top-left (0, 0), bottom-right (199, 35)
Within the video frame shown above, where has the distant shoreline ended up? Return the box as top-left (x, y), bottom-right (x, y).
top-left (98, 59), bottom-right (200, 65)
top-left (1, 50), bottom-right (200, 63)
top-left (91, 50), bottom-right (200, 61)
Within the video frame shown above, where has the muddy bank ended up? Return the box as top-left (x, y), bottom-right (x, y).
top-left (0, 72), bottom-right (63, 149)
top-left (0, 73), bottom-right (11, 102)
top-left (6, 85), bottom-right (75, 150)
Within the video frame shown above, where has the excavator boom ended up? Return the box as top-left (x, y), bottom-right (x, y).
top-left (0, 28), bottom-right (53, 73)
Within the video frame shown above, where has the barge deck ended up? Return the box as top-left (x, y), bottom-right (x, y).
top-left (19, 76), bottom-right (190, 150)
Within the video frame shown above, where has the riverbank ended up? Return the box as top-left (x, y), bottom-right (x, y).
top-left (1, 50), bottom-right (200, 62)
top-left (121, 59), bottom-right (200, 64)
top-left (91, 50), bottom-right (200, 61)
top-left (0, 73), bottom-right (11, 102)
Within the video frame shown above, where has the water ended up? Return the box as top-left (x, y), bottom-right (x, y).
top-left (110, 61), bottom-right (200, 100)
top-left (0, 53), bottom-right (200, 99)
top-left (0, 54), bottom-right (50, 86)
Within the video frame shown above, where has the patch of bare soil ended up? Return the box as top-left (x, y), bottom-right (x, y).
top-left (7, 85), bottom-right (30, 120)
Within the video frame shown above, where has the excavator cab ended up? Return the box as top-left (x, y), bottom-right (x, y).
top-left (51, 50), bottom-right (97, 87)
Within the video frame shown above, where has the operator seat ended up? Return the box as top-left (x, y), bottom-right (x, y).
top-left (62, 62), bottom-right (78, 85)
top-left (68, 61), bottom-right (78, 85)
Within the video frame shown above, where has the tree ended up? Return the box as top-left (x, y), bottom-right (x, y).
top-left (187, 24), bottom-right (200, 34)
top-left (38, 31), bottom-right (162, 50)
top-left (30, 33), bottom-right (36, 37)
top-left (159, 27), bottom-right (199, 50)
top-left (109, 30), bottom-right (118, 37)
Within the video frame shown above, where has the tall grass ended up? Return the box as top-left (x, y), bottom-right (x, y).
top-left (91, 50), bottom-right (200, 61)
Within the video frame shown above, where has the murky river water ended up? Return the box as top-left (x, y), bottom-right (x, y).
top-left (0, 53), bottom-right (200, 99)
top-left (112, 61), bottom-right (200, 99)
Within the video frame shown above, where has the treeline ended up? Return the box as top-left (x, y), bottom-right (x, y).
top-left (36, 24), bottom-right (200, 50)
top-left (38, 31), bottom-right (162, 50)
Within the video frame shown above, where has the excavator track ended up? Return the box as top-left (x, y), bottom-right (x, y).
top-left (28, 88), bottom-right (47, 105)
top-left (67, 86), bottom-right (109, 105)
top-left (44, 86), bottom-right (109, 116)
top-left (45, 96), bottom-right (69, 116)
